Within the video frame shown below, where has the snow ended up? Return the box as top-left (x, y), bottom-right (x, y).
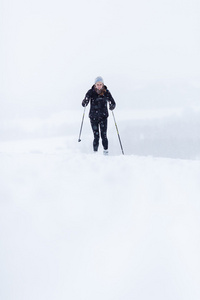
top-left (1, 109), bottom-right (200, 300)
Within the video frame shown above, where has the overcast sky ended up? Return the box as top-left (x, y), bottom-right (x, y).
top-left (1, 0), bottom-right (200, 118)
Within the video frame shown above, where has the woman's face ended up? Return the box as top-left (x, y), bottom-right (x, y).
top-left (95, 82), bottom-right (104, 90)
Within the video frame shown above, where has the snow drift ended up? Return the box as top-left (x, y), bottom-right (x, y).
top-left (1, 109), bottom-right (200, 300)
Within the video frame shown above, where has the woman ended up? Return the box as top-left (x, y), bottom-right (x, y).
top-left (82, 76), bottom-right (116, 154)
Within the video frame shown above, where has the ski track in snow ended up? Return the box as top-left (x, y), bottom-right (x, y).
top-left (1, 136), bottom-right (200, 300)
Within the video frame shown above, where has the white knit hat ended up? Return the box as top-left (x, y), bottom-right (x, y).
top-left (94, 76), bottom-right (104, 84)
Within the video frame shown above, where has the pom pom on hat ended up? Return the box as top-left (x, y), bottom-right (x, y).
top-left (94, 76), bottom-right (104, 84)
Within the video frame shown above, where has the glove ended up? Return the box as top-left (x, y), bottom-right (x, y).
top-left (109, 103), bottom-right (115, 110)
top-left (82, 100), bottom-right (87, 107)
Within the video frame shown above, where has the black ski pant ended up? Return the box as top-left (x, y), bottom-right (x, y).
top-left (90, 118), bottom-right (108, 151)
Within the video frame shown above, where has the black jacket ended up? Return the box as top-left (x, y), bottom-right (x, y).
top-left (82, 85), bottom-right (116, 121)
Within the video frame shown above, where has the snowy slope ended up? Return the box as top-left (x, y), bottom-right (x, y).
top-left (1, 117), bottom-right (200, 300)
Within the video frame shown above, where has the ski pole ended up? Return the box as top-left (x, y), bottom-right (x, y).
top-left (112, 111), bottom-right (124, 155)
top-left (78, 106), bottom-right (86, 142)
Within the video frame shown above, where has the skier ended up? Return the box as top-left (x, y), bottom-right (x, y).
top-left (82, 76), bottom-right (116, 155)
